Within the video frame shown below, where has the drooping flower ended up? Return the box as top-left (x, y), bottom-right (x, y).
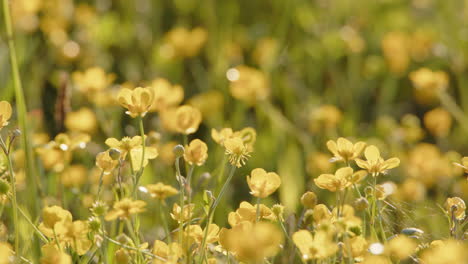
top-left (445, 197), bottom-right (466, 220)
top-left (246, 168), bottom-right (281, 198)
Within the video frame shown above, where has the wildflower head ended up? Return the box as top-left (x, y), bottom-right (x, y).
top-left (211, 128), bottom-right (234, 146)
top-left (105, 198), bottom-right (147, 221)
top-left (292, 229), bottom-right (338, 260)
top-left (170, 203), bottom-right (194, 223)
top-left (410, 67), bottom-right (449, 105)
top-left (184, 139), bottom-right (208, 166)
top-left (327, 137), bottom-right (366, 163)
top-left (224, 137), bottom-right (251, 167)
top-left (145, 183), bottom-right (178, 200)
top-left (228, 65), bottom-right (270, 105)
top-left (445, 197), bottom-right (466, 220)
top-left (149, 78), bottom-right (184, 112)
top-left (0, 101), bottom-right (12, 130)
top-left (117, 87), bottom-right (154, 118)
top-left (355, 145), bottom-right (400, 175)
top-left (314, 167), bottom-right (355, 192)
top-left (40, 244), bottom-right (72, 264)
top-left (424, 107), bottom-right (452, 138)
top-left (247, 168), bottom-right (281, 198)
top-left (152, 240), bottom-right (183, 264)
top-left (173, 105), bottom-right (202, 134)
top-left (301, 191), bottom-right (318, 209)
top-left (96, 150), bottom-right (119, 175)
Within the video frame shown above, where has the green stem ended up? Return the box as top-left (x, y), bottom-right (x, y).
top-left (175, 157), bottom-right (185, 248)
top-left (2, 0), bottom-right (41, 213)
top-left (97, 170), bottom-right (105, 200)
top-left (438, 91), bottom-right (468, 133)
top-left (255, 197), bottom-right (262, 222)
top-left (159, 201), bottom-right (171, 243)
top-left (198, 165), bottom-right (236, 264)
top-left (4, 141), bottom-right (19, 255)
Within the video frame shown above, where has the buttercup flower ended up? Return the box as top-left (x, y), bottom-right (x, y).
top-left (185, 224), bottom-right (220, 245)
top-left (246, 168), bottom-right (281, 198)
top-left (211, 128), bottom-right (234, 146)
top-left (292, 229), bottom-right (338, 260)
top-left (445, 197), bottom-right (466, 220)
top-left (149, 78), bottom-right (184, 112)
top-left (173, 105), bottom-right (202, 134)
top-left (327, 137), bottom-right (366, 163)
top-left (228, 65), bottom-right (270, 105)
top-left (105, 136), bottom-right (143, 159)
top-left (224, 137), bottom-right (251, 167)
top-left (96, 150), bottom-right (119, 175)
top-left (301, 191), bottom-right (318, 209)
top-left (152, 240), bottom-right (183, 264)
top-left (170, 203), bottom-right (195, 223)
top-left (39, 206), bottom-right (73, 237)
top-left (145, 183), bottom-right (178, 200)
top-left (40, 244), bottom-right (72, 264)
top-left (105, 198), bottom-right (147, 221)
top-left (0, 243), bottom-right (12, 264)
top-left (424, 107), bottom-right (452, 138)
top-left (314, 167), bottom-right (365, 192)
top-left (118, 87), bottom-right (154, 118)
top-left (184, 139), bottom-right (208, 166)
top-left (72, 67), bottom-right (114, 94)
top-left (0, 101), bottom-right (12, 130)
top-left (355, 145), bottom-right (400, 175)
top-left (228, 202), bottom-right (276, 226)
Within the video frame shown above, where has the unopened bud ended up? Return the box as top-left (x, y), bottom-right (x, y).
top-left (173, 144), bottom-right (185, 158)
top-left (301, 191), bottom-right (317, 209)
top-left (109, 148), bottom-right (121, 160)
top-left (354, 197), bottom-right (369, 211)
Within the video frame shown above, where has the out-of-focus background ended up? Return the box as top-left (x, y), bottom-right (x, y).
top-left (2, 0), bottom-right (468, 243)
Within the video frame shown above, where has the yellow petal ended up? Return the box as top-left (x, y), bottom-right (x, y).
top-left (364, 145), bottom-right (380, 161)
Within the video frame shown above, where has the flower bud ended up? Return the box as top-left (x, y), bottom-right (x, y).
top-left (0, 179), bottom-right (10, 196)
top-left (91, 201), bottom-right (108, 217)
top-left (108, 148), bottom-right (121, 160)
top-left (354, 197), bottom-right (369, 211)
top-left (173, 144), bottom-right (185, 158)
top-left (301, 191), bottom-right (317, 209)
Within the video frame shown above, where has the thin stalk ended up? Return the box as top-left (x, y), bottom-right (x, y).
top-left (3, 140), bottom-right (19, 254)
top-left (175, 157), bottom-right (186, 248)
top-left (97, 170), bottom-right (105, 200)
top-left (159, 201), bottom-right (171, 243)
top-left (133, 117), bottom-right (146, 197)
top-left (198, 165), bottom-right (236, 264)
top-left (438, 91), bottom-right (468, 133)
top-left (186, 165), bottom-right (195, 264)
top-left (2, 0), bottom-right (41, 212)
top-left (256, 197), bottom-right (262, 222)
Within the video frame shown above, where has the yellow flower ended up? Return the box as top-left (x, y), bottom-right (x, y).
top-left (355, 145), bottom-right (400, 175)
top-left (420, 239), bottom-right (467, 264)
top-left (39, 206), bottom-right (73, 238)
top-left (60, 220), bottom-right (92, 255)
top-left (228, 201), bottom-right (276, 227)
top-left (224, 137), bottom-right (251, 167)
top-left (96, 150), bottom-right (119, 175)
top-left (314, 167), bottom-right (365, 192)
top-left (0, 101), bottom-right (12, 130)
top-left (327, 137), bottom-right (366, 163)
top-left (170, 203), bottom-right (194, 223)
top-left (219, 221), bottom-right (283, 262)
top-left (228, 65), bottom-right (270, 105)
top-left (149, 78), bottom-right (184, 112)
top-left (292, 229), bottom-right (338, 260)
top-left (381, 31), bottom-right (410, 74)
top-left (173, 105), bottom-right (202, 134)
top-left (117, 87), bottom-right (154, 118)
top-left (105, 198), bottom-right (146, 221)
top-left (445, 197), bottom-right (466, 220)
top-left (152, 240), bottom-right (183, 264)
top-left (312, 204), bottom-right (332, 225)
top-left (424, 107), bottom-right (452, 137)
top-left (162, 27), bottom-right (207, 58)
top-left (308, 105), bottom-right (342, 133)
top-left (184, 139), bottom-right (208, 166)
top-left (185, 224), bottom-right (219, 244)
top-left (40, 244), bottom-right (72, 264)
top-left (346, 236), bottom-right (368, 260)
top-left (211, 128), bottom-right (234, 146)
top-left (145, 183), bottom-right (178, 200)
top-left (129, 147), bottom-right (158, 172)
top-left (60, 165), bottom-right (87, 188)
top-left (105, 136), bottom-right (143, 159)
top-left (0, 242), bottom-right (12, 264)
top-left (247, 168), bottom-right (281, 198)
top-left (72, 67), bottom-right (114, 94)
top-left (386, 235), bottom-right (417, 260)
top-left (65, 107), bottom-right (97, 134)
top-left (409, 67), bottom-right (449, 105)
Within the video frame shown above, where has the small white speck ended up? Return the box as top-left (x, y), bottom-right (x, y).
top-left (226, 68), bottom-right (240, 81)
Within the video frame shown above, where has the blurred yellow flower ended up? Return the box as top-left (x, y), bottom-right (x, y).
top-left (314, 167), bottom-right (365, 192)
top-left (327, 137), bottom-right (366, 163)
top-left (59, 220), bottom-right (92, 255)
top-left (228, 65), bottom-right (269, 105)
top-left (129, 145), bottom-right (158, 171)
top-left (38, 206), bottom-right (72, 238)
top-left (40, 244), bottom-right (72, 264)
top-left (184, 139), bottom-right (208, 166)
top-left (162, 27), bottom-right (207, 58)
top-left (173, 105), bottom-right (202, 134)
top-left (355, 145), bottom-right (400, 175)
top-left (117, 87), bottom-right (154, 118)
top-left (170, 203), bottom-right (194, 223)
top-left (445, 197), bottom-right (466, 220)
top-left (292, 229), bottom-right (338, 260)
top-left (60, 165), bottom-right (87, 188)
top-left (219, 221), bottom-right (283, 262)
top-left (149, 78), bottom-right (184, 112)
top-left (420, 239), bottom-right (468, 264)
top-left (105, 198), bottom-right (146, 221)
top-left (424, 107), bottom-right (452, 137)
top-left (105, 136), bottom-right (142, 159)
top-left (211, 128), bottom-right (234, 146)
top-left (72, 67), bottom-right (115, 94)
top-left (308, 105), bottom-right (342, 133)
top-left (145, 183), bottom-right (178, 200)
top-left (381, 31), bottom-right (410, 74)
top-left (152, 240), bottom-right (183, 264)
top-left (453, 156), bottom-right (468, 174)
top-left (228, 202), bottom-right (276, 227)
top-left (410, 68), bottom-right (449, 105)
top-left (65, 107), bottom-right (97, 134)
top-left (185, 224), bottom-right (219, 244)
top-left (386, 235), bottom-right (417, 260)
top-left (0, 101), bottom-right (12, 130)
top-left (247, 168), bottom-right (281, 198)
top-left (0, 242), bottom-right (12, 264)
